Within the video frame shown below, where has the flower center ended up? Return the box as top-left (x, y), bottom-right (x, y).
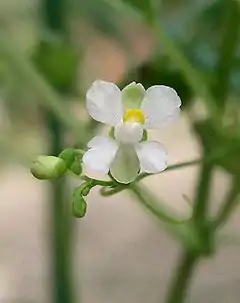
top-left (123, 109), bottom-right (145, 124)
top-left (114, 122), bottom-right (143, 144)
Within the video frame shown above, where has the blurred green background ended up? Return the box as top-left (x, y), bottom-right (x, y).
top-left (0, 0), bottom-right (239, 303)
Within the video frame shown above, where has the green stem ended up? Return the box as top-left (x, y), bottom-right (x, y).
top-left (130, 183), bottom-right (188, 225)
top-left (136, 142), bottom-right (235, 183)
top-left (214, 177), bottom-right (240, 228)
top-left (136, 158), bottom-right (202, 182)
top-left (43, 0), bottom-right (66, 33)
top-left (46, 112), bottom-right (74, 303)
top-left (193, 160), bottom-right (213, 221)
top-left (42, 0), bottom-right (75, 302)
top-left (100, 186), bottom-right (126, 196)
top-left (165, 157), bottom-right (213, 302)
top-left (214, 0), bottom-right (240, 108)
top-left (166, 251), bottom-right (198, 303)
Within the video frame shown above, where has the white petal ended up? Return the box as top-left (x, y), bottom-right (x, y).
top-left (141, 85), bottom-right (181, 129)
top-left (87, 135), bottom-right (113, 148)
top-left (86, 80), bottom-right (123, 126)
top-left (82, 164), bottom-right (111, 181)
top-left (135, 141), bottom-right (167, 173)
top-left (110, 145), bottom-right (140, 184)
top-left (83, 136), bottom-right (118, 174)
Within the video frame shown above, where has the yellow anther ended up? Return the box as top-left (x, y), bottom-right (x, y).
top-left (123, 109), bottom-right (145, 124)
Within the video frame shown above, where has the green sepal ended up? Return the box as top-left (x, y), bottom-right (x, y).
top-left (70, 160), bottom-right (82, 176)
top-left (59, 148), bottom-right (83, 175)
top-left (59, 148), bottom-right (75, 168)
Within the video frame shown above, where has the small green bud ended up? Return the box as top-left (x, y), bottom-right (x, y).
top-left (59, 147), bottom-right (83, 175)
top-left (70, 160), bottom-right (82, 176)
top-left (30, 156), bottom-right (67, 180)
top-left (72, 189), bottom-right (87, 218)
top-left (59, 148), bottom-right (75, 168)
top-left (122, 82), bottom-right (145, 109)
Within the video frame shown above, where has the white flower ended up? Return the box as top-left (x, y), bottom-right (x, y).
top-left (83, 80), bottom-right (181, 184)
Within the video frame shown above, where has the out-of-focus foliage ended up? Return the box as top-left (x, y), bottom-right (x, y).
top-left (32, 39), bottom-right (78, 93)
top-left (0, 0), bottom-right (239, 147)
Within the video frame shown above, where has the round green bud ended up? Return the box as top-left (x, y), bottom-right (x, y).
top-left (70, 160), bottom-right (82, 176)
top-left (30, 156), bottom-right (67, 180)
top-left (59, 148), bottom-right (76, 169)
top-left (72, 192), bottom-right (87, 218)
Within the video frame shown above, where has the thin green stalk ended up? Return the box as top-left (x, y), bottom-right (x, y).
top-left (136, 158), bottom-right (202, 182)
top-left (136, 143), bottom-right (237, 183)
top-left (46, 112), bottom-right (74, 303)
top-left (42, 0), bottom-right (75, 302)
top-left (100, 186), bottom-right (126, 196)
top-left (214, 177), bottom-right (240, 228)
top-left (193, 159), bottom-right (213, 221)
top-left (166, 251), bottom-right (198, 303)
top-left (214, 0), bottom-right (240, 108)
top-left (165, 156), bottom-right (213, 302)
top-left (130, 183), bottom-right (189, 225)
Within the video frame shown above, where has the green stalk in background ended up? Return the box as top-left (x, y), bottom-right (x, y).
top-left (166, 251), bottom-right (198, 303)
top-left (165, 159), bottom-right (213, 303)
top-left (214, 0), bottom-right (240, 109)
top-left (46, 115), bottom-right (74, 303)
top-left (37, 1), bottom-right (76, 303)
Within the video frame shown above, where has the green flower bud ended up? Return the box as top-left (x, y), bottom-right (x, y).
top-left (59, 148), bottom-right (75, 169)
top-left (30, 156), bottom-right (67, 180)
top-left (122, 82), bottom-right (145, 109)
top-left (72, 190), bottom-right (87, 218)
top-left (70, 160), bottom-right (82, 176)
top-left (59, 148), bottom-right (83, 175)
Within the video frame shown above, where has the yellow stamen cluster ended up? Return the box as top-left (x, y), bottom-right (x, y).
top-left (123, 109), bottom-right (145, 124)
